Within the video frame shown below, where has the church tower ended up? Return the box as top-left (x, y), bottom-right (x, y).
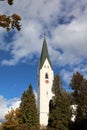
top-left (38, 36), bottom-right (54, 126)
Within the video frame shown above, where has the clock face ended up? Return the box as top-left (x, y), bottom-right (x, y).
top-left (45, 80), bottom-right (49, 83)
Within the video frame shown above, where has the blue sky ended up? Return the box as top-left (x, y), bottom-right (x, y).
top-left (0, 0), bottom-right (87, 123)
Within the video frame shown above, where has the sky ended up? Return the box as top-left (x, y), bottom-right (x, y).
top-left (0, 0), bottom-right (87, 123)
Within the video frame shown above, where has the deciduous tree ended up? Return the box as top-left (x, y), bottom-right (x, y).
top-left (2, 108), bottom-right (20, 130)
top-left (0, 0), bottom-right (21, 31)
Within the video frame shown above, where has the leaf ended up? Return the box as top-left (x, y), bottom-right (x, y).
top-left (7, 0), bottom-right (13, 5)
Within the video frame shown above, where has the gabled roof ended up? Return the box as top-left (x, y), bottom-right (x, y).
top-left (39, 36), bottom-right (52, 69)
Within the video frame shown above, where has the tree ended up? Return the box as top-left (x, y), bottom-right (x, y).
top-left (0, 0), bottom-right (21, 31)
top-left (0, 0), bottom-right (14, 5)
top-left (70, 72), bottom-right (87, 120)
top-left (75, 79), bottom-right (87, 121)
top-left (2, 108), bottom-right (21, 130)
top-left (70, 71), bottom-right (84, 104)
top-left (19, 84), bottom-right (40, 130)
top-left (48, 74), bottom-right (72, 130)
top-left (70, 72), bottom-right (87, 130)
top-left (2, 85), bottom-right (39, 130)
top-left (0, 126), bottom-right (2, 130)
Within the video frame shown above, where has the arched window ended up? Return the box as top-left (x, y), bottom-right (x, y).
top-left (45, 73), bottom-right (49, 79)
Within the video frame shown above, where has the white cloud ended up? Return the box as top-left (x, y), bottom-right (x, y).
top-left (59, 63), bottom-right (87, 91)
top-left (0, 96), bottom-right (21, 124)
top-left (1, 0), bottom-right (87, 124)
top-left (0, 0), bottom-right (87, 79)
top-left (0, 90), bottom-right (37, 124)
top-left (60, 69), bottom-right (73, 90)
top-left (34, 90), bottom-right (37, 101)
top-left (0, 1), bottom-right (87, 124)
top-left (50, 11), bottom-right (87, 67)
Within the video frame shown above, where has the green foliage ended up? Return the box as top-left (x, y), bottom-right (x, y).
top-left (52, 74), bottom-right (61, 95)
top-left (70, 71), bottom-right (84, 104)
top-left (70, 71), bottom-right (87, 130)
top-left (70, 118), bottom-right (87, 130)
top-left (2, 84), bottom-right (39, 130)
top-left (76, 79), bottom-right (87, 121)
top-left (19, 84), bottom-right (40, 130)
top-left (49, 74), bottom-right (72, 130)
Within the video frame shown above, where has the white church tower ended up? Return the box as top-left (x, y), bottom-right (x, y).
top-left (38, 35), bottom-right (54, 126)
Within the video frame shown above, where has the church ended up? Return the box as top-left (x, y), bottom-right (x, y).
top-left (38, 36), bottom-right (54, 126)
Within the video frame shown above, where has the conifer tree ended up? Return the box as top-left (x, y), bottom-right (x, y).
top-left (70, 72), bottom-right (87, 130)
top-left (70, 71), bottom-right (84, 104)
top-left (70, 72), bottom-right (87, 122)
top-left (19, 84), bottom-right (40, 130)
top-left (48, 74), bottom-right (72, 130)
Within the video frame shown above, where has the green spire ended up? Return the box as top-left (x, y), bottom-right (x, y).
top-left (39, 35), bottom-right (52, 69)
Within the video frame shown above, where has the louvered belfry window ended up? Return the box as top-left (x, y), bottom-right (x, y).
top-left (45, 73), bottom-right (48, 79)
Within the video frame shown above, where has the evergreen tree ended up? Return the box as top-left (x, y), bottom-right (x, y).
top-left (19, 84), bottom-right (40, 130)
top-left (70, 71), bottom-right (84, 104)
top-left (70, 72), bottom-right (87, 130)
top-left (75, 79), bottom-right (87, 121)
top-left (48, 74), bottom-right (72, 130)
top-left (70, 72), bottom-right (87, 120)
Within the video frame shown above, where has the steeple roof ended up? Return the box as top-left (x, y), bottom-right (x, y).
top-left (39, 36), bottom-right (52, 69)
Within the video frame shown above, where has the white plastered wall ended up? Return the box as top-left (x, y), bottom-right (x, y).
top-left (38, 58), bottom-right (54, 126)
